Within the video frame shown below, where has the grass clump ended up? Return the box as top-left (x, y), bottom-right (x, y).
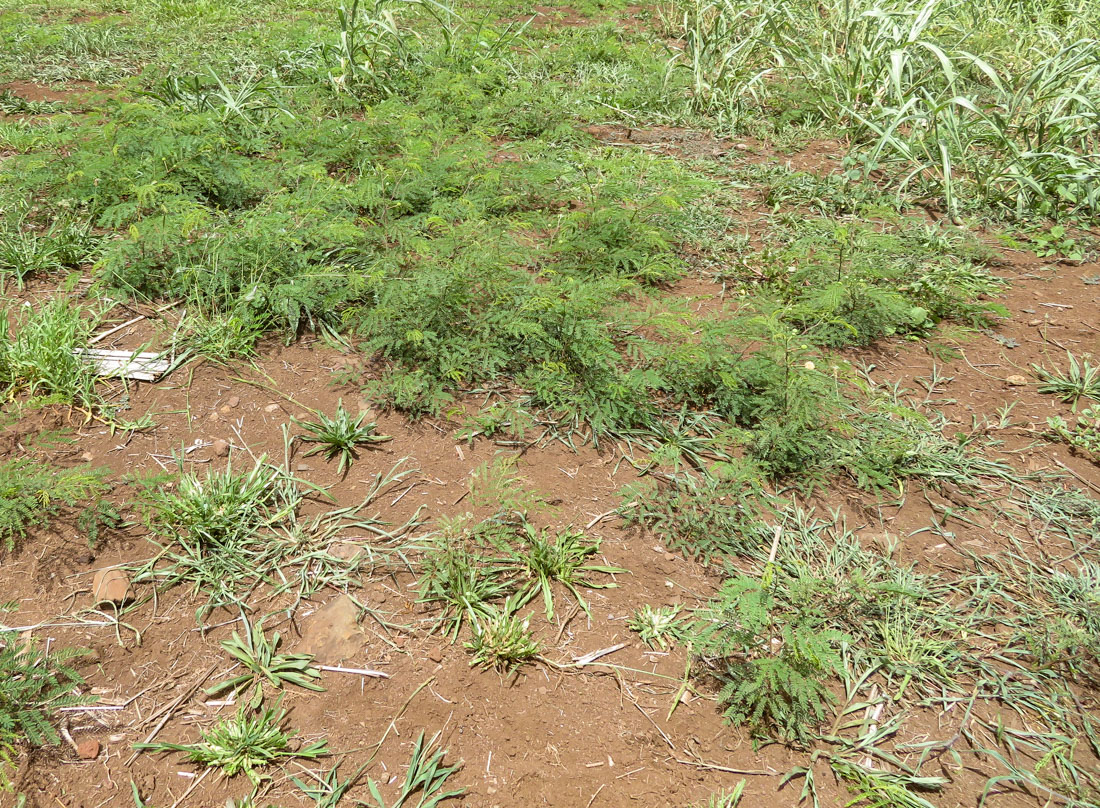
top-left (0, 299), bottom-right (100, 409)
top-left (507, 525), bottom-right (624, 620)
top-left (627, 604), bottom-right (686, 650)
top-left (361, 731), bottom-right (464, 808)
top-left (294, 402), bottom-right (391, 475)
top-left (465, 598), bottom-right (541, 672)
top-left (205, 617), bottom-right (324, 709)
top-left (135, 702), bottom-right (328, 786)
top-left (1034, 352), bottom-right (1100, 407)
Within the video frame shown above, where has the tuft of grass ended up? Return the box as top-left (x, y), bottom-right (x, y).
top-left (465, 598), bottom-right (541, 672)
top-left (361, 731), bottom-right (464, 808)
top-left (415, 517), bottom-right (515, 641)
top-left (205, 616), bottom-right (324, 709)
top-left (507, 525), bottom-right (624, 621)
top-left (1034, 352), bottom-right (1100, 408)
top-left (0, 299), bottom-right (100, 409)
top-left (143, 458), bottom-right (301, 551)
top-left (294, 402), bottom-right (391, 475)
top-left (627, 604), bottom-right (686, 650)
top-left (134, 702), bottom-right (328, 785)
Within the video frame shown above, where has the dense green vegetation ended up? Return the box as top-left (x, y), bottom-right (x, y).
top-left (2, 0), bottom-right (1100, 804)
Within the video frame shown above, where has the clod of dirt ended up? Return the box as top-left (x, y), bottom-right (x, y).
top-left (264, 403), bottom-right (281, 413)
top-left (227, 396), bottom-right (240, 408)
top-left (427, 647), bottom-right (444, 664)
top-left (297, 595), bottom-right (363, 664)
top-left (1005, 374), bottom-right (1029, 386)
top-left (212, 439), bottom-right (230, 457)
top-left (80, 451), bottom-right (94, 463)
top-left (328, 541), bottom-right (365, 561)
top-left (91, 568), bottom-right (133, 606)
top-left (75, 739), bottom-right (100, 760)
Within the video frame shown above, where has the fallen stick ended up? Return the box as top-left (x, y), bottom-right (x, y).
top-left (127, 663), bottom-right (218, 766)
top-left (573, 643), bottom-right (626, 666)
top-left (318, 664), bottom-right (390, 678)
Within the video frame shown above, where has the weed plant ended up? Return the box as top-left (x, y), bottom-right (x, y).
top-left (135, 702), bottom-right (328, 785)
top-left (465, 598), bottom-right (541, 672)
top-left (0, 457), bottom-right (117, 552)
top-left (294, 402), bottom-right (391, 474)
top-left (206, 617), bottom-right (324, 709)
top-left (1034, 352), bottom-right (1100, 407)
top-left (0, 636), bottom-right (91, 779)
top-left (361, 731), bottom-right (464, 808)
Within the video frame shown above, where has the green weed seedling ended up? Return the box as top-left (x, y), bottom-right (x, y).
top-left (206, 616), bottom-right (324, 709)
top-left (465, 596), bottom-right (541, 672)
top-left (0, 457), bottom-right (117, 552)
top-left (134, 701), bottom-right (328, 786)
top-left (0, 634), bottom-right (92, 779)
top-left (294, 401), bottom-right (392, 475)
top-left (1034, 352), bottom-right (1100, 408)
top-left (507, 525), bottom-right (624, 621)
top-left (362, 731), bottom-right (464, 808)
top-left (627, 603), bottom-right (686, 650)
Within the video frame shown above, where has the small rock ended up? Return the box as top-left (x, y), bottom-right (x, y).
top-left (297, 595), bottom-right (363, 664)
top-left (264, 403), bottom-right (281, 414)
top-left (92, 569), bottom-right (133, 606)
top-left (664, 553), bottom-right (677, 562)
top-left (219, 405), bottom-right (231, 415)
top-left (80, 451), bottom-right (94, 463)
top-left (328, 541), bottom-right (364, 561)
top-left (1028, 319), bottom-right (1042, 326)
top-left (108, 734), bottom-right (126, 743)
top-left (427, 647), bottom-right (444, 664)
top-left (212, 439), bottom-right (230, 458)
top-left (1006, 374), bottom-right (1029, 386)
top-left (295, 462), bottom-right (313, 472)
top-left (207, 412), bottom-right (219, 423)
top-left (76, 739), bottom-right (100, 760)
top-left (227, 396), bottom-right (240, 408)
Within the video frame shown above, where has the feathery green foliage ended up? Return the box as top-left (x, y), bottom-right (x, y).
top-left (0, 636), bottom-right (92, 774)
top-left (0, 457), bottom-right (116, 552)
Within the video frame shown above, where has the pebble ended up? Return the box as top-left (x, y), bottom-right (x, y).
top-left (212, 439), bottom-right (230, 458)
top-left (227, 396), bottom-right (240, 408)
top-left (664, 553), bottom-right (677, 562)
top-left (264, 403), bottom-right (281, 413)
top-left (207, 412), bottom-right (219, 423)
top-left (76, 739), bottom-right (100, 760)
top-left (427, 648), bottom-right (444, 664)
top-left (295, 463), bottom-right (313, 472)
top-left (1006, 374), bottom-right (1029, 386)
top-left (1028, 319), bottom-right (1042, 326)
top-left (80, 451), bottom-right (94, 463)
top-left (92, 569), bottom-right (133, 606)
